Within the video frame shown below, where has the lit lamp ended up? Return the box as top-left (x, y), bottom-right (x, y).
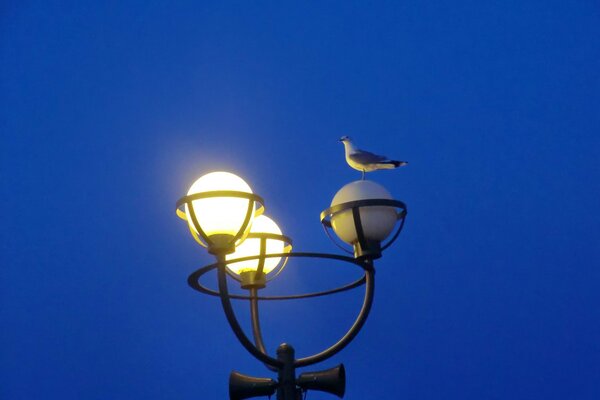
top-left (176, 171), bottom-right (265, 255)
top-left (177, 171), bottom-right (408, 400)
top-left (320, 180), bottom-right (407, 259)
top-left (225, 214), bottom-right (292, 289)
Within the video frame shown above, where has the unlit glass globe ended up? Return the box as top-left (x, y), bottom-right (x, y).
top-left (185, 171), bottom-right (254, 239)
top-left (330, 180), bottom-right (397, 245)
top-left (225, 215), bottom-right (286, 274)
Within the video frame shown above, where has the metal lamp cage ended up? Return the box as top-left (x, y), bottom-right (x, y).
top-left (320, 198), bottom-right (408, 259)
top-left (226, 231), bottom-right (293, 285)
top-left (176, 186), bottom-right (408, 399)
top-left (176, 190), bottom-right (265, 253)
top-left (187, 252), bottom-right (376, 370)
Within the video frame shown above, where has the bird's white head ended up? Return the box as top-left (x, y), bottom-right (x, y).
top-left (339, 135), bottom-right (357, 154)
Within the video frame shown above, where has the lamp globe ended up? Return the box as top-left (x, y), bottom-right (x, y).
top-left (330, 180), bottom-right (397, 245)
top-left (185, 171), bottom-right (255, 250)
top-left (225, 215), bottom-right (288, 275)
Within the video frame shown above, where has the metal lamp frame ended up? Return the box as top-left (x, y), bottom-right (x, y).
top-left (225, 232), bottom-right (293, 288)
top-left (188, 253), bottom-right (374, 370)
top-left (320, 198), bottom-right (407, 259)
top-left (177, 190), bottom-right (408, 400)
top-left (176, 190), bottom-right (265, 255)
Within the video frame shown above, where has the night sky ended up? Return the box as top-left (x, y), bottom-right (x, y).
top-left (2, 1), bottom-right (599, 399)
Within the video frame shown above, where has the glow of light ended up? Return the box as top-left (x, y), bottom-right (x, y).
top-left (185, 171), bottom-right (254, 239)
top-left (226, 215), bottom-right (285, 274)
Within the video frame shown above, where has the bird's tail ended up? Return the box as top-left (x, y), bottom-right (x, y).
top-left (373, 160), bottom-right (408, 170)
top-left (389, 160), bottom-right (408, 168)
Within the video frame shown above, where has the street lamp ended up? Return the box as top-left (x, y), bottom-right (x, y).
top-left (225, 214), bottom-right (293, 289)
top-left (321, 180), bottom-right (407, 260)
top-left (176, 171), bottom-right (265, 255)
top-left (176, 171), bottom-right (407, 400)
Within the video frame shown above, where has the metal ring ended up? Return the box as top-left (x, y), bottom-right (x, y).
top-left (176, 190), bottom-right (265, 210)
top-left (320, 198), bottom-right (407, 227)
top-left (176, 191), bottom-right (265, 222)
top-left (188, 252), bottom-right (371, 301)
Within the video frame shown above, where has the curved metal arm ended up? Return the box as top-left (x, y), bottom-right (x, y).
top-left (216, 255), bottom-right (283, 368)
top-left (294, 261), bottom-right (375, 368)
top-left (209, 253), bottom-right (375, 370)
top-left (249, 288), bottom-right (278, 372)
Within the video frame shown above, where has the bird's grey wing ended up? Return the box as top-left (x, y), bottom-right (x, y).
top-left (349, 150), bottom-right (387, 164)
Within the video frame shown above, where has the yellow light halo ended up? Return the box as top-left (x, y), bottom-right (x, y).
top-left (225, 215), bottom-right (292, 275)
top-left (181, 171), bottom-right (259, 246)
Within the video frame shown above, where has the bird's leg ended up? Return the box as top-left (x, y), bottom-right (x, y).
top-left (361, 170), bottom-right (365, 180)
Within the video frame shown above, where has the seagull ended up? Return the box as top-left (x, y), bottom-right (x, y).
top-left (339, 136), bottom-right (408, 179)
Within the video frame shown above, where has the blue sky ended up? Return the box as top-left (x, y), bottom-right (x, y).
top-left (1, 1), bottom-right (599, 399)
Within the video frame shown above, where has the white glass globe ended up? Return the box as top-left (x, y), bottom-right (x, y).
top-left (225, 215), bottom-right (286, 275)
top-left (185, 171), bottom-right (254, 239)
top-left (330, 180), bottom-right (398, 245)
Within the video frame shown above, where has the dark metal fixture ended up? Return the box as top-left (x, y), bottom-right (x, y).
top-left (176, 172), bottom-right (407, 399)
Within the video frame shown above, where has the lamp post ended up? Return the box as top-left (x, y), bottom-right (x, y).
top-left (176, 171), bottom-right (407, 400)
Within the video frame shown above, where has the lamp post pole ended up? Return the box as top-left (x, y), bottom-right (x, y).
top-left (277, 344), bottom-right (298, 400)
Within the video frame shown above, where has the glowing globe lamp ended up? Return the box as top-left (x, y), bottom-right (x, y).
top-left (328, 180), bottom-right (398, 259)
top-left (225, 215), bottom-right (285, 273)
top-left (177, 171), bottom-right (264, 255)
top-left (226, 215), bottom-right (292, 289)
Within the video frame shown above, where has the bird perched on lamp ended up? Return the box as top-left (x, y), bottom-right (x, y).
top-left (339, 136), bottom-right (408, 179)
